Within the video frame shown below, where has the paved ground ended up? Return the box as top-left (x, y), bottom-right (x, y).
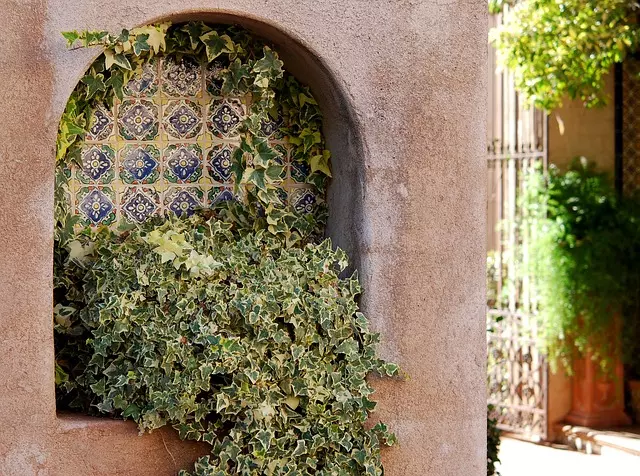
top-left (497, 437), bottom-right (640, 475)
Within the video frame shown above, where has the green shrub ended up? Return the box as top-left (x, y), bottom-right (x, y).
top-left (55, 209), bottom-right (399, 475)
top-left (523, 158), bottom-right (640, 372)
top-left (487, 405), bottom-right (501, 476)
top-left (490, 0), bottom-right (640, 110)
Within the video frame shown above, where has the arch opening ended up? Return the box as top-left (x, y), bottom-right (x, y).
top-left (52, 17), bottom-right (369, 472)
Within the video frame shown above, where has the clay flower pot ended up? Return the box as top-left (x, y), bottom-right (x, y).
top-left (565, 352), bottom-right (631, 428)
top-left (629, 380), bottom-right (640, 423)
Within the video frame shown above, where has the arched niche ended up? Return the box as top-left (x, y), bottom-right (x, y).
top-left (52, 13), bottom-right (369, 474)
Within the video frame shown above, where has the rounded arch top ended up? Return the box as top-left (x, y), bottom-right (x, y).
top-left (54, 11), bottom-right (368, 261)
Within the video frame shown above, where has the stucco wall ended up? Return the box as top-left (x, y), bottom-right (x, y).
top-left (548, 73), bottom-right (616, 172)
top-left (0, 1), bottom-right (487, 475)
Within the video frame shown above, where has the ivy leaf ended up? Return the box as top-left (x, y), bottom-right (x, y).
top-left (253, 138), bottom-right (278, 168)
top-left (183, 22), bottom-right (204, 50)
top-left (81, 73), bottom-right (106, 99)
top-left (117, 29), bottom-right (130, 43)
top-left (221, 59), bottom-right (251, 95)
top-left (200, 31), bottom-right (234, 62)
top-left (106, 70), bottom-right (126, 100)
top-left (253, 47), bottom-right (284, 77)
top-left (104, 49), bottom-right (132, 70)
top-left (65, 121), bottom-right (85, 137)
top-left (309, 150), bottom-right (332, 177)
top-left (242, 167), bottom-right (267, 191)
top-left (381, 362), bottom-right (400, 377)
top-left (256, 430), bottom-right (272, 451)
top-left (133, 26), bottom-right (166, 54)
top-left (62, 30), bottom-right (79, 47)
top-left (292, 440), bottom-right (307, 457)
top-left (54, 362), bottom-right (69, 385)
top-left (83, 30), bottom-right (109, 47)
top-left (132, 33), bottom-right (151, 56)
top-left (300, 129), bottom-right (321, 154)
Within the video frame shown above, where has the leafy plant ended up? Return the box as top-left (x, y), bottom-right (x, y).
top-left (523, 158), bottom-right (640, 372)
top-left (487, 405), bottom-right (501, 476)
top-left (490, 0), bottom-right (640, 110)
top-left (55, 211), bottom-right (398, 475)
top-left (54, 22), bottom-right (399, 475)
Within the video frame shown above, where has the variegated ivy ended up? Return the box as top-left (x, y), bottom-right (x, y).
top-left (56, 213), bottom-right (398, 475)
top-left (54, 22), bottom-right (399, 476)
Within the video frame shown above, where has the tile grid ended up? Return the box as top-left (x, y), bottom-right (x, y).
top-left (68, 56), bottom-right (317, 227)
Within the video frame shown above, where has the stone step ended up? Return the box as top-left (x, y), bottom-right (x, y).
top-left (557, 423), bottom-right (640, 460)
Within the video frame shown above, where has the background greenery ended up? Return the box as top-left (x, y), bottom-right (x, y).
top-left (490, 0), bottom-right (640, 110)
top-left (523, 159), bottom-right (640, 373)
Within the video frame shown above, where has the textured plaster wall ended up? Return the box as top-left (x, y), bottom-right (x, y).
top-left (548, 73), bottom-right (616, 172)
top-left (0, 1), bottom-right (487, 475)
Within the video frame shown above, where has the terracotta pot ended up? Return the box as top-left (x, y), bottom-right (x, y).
top-left (565, 353), bottom-right (631, 428)
top-left (630, 380), bottom-right (640, 423)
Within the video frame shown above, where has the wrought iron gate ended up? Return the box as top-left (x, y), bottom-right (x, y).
top-left (486, 11), bottom-right (549, 440)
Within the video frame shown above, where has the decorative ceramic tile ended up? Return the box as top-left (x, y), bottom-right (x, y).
top-left (209, 186), bottom-right (240, 205)
top-left (67, 52), bottom-right (318, 228)
top-left (205, 62), bottom-right (225, 96)
top-left (208, 99), bottom-right (244, 138)
top-left (260, 114), bottom-right (284, 139)
top-left (164, 144), bottom-right (203, 183)
top-left (161, 56), bottom-right (201, 96)
top-left (290, 188), bottom-right (316, 214)
top-left (76, 186), bottom-right (116, 226)
top-left (124, 61), bottom-right (158, 97)
top-left (118, 99), bottom-right (159, 141)
top-left (165, 187), bottom-right (204, 217)
top-left (164, 99), bottom-right (202, 139)
top-left (77, 145), bottom-right (115, 184)
top-left (119, 145), bottom-right (160, 184)
top-left (121, 186), bottom-right (161, 224)
top-left (207, 144), bottom-right (235, 183)
top-left (290, 160), bottom-right (310, 183)
top-left (86, 105), bottom-right (114, 141)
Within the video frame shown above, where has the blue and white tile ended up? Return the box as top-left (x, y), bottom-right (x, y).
top-left (119, 144), bottom-right (160, 184)
top-left (120, 186), bottom-right (161, 224)
top-left (76, 144), bottom-right (115, 184)
top-left (161, 56), bottom-right (201, 97)
top-left (164, 144), bottom-right (203, 184)
top-left (163, 99), bottom-right (202, 139)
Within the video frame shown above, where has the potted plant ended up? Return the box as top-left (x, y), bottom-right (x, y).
top-left (524, 158), bottom-right (635, 427)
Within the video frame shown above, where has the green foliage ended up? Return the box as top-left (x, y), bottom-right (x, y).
top-left (523, 158), bottom-right (640, 372)
top-left (487, 405), bottom-right (501, 476)
top-left (54, 22), bottom-right (399, 475)
top-left (490, 0), bottom-right (640, 110)
top-left (55, 212), bottom-right (398, 475)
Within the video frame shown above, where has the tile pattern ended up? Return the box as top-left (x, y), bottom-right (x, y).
top-left (68, 55), bottom-right (318, 227)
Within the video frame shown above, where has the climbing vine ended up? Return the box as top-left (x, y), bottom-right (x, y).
top-left (54, 22), bottom-right (398, 475)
